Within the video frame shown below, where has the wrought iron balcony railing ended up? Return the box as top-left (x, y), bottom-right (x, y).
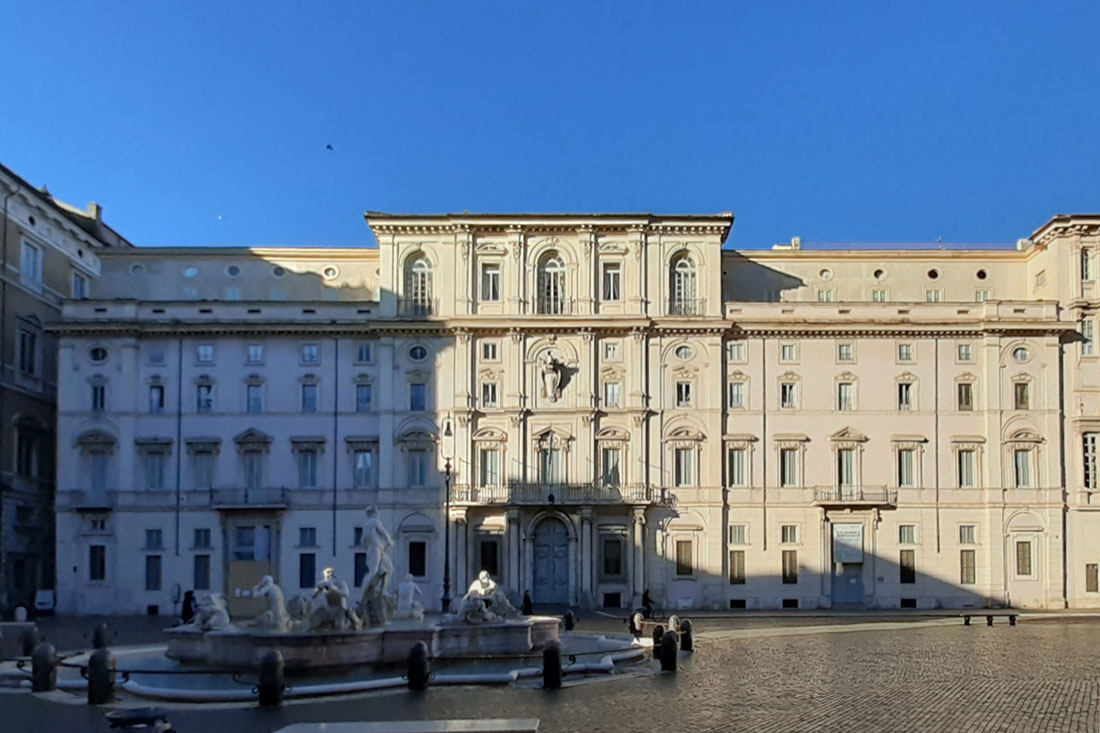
top-left (397, 298), bottom-right (437, 317)
top-left (667, 298), bottom-right (705, 316)
top-left (453, 482), bottom-right (664, 506)
top-left (813, 486), bottom-right (897, 506)
top-left (535, 297), bottom-right (574, 315)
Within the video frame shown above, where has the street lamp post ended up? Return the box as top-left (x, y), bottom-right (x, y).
top-left (440, 417), bottom-right (455, 613)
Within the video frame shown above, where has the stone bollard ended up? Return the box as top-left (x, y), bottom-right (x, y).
top-left (680, 619), bottom-right (693, 652)
top-left (87, 647), bottom-right (116, 704)
top-left (407, 642), bottom-right (430, 691)
top-left (652, 624), bottom-right (664, 656)
top-left (542, 640), bottom-right (562, 690)
top-left (631, 612), bottom-right (644, 640)
top-left (20, 626), bottom-right (39, 657)
top-left (563, 610), bottom-right (576, 632)
top-left (668, 614), bottom-right (681, 633)
top-left (32, 642), bottom-right (58, 692)
top-left (257, 649), bottom-right (285, 707)
top-left (92, 622), bottom-right (111, 650)
top-left (660, 631), bottom-right (678, 672)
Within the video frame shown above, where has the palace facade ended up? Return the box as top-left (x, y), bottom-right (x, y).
top-left (51, 212), bottom-right (1100, 615)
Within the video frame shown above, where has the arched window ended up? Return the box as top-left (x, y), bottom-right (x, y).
top-left (670, 254), bottom-right (697, 315)
top-left (537, 252), bottom-right (566, 315)
top-left (403, 256), bottom-right (433, 316)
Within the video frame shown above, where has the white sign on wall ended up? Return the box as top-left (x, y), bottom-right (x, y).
top-left (832, 524), bottom-right (864, 564)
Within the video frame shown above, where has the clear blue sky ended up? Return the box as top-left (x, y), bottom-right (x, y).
top-left (2, 1), bottom-right (1098, 249)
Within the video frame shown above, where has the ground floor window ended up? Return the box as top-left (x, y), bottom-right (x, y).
top-left (781, 550), bottom-right (798, 584)
top-left (960, 550), bottom-right (976, 585)
top-left (675, 540), bottom-right (693, 576)
top-left (601, 537), bottom-right (624, 578)
top-left (1087, 563), bottom-right (1098, 593)
top-left (354, 553), bottom-right (368, 587)
top-left (729, 550), bottom-right (745, 584)
top-left (193, 554), bottom-right (210, 590)
top-left (408, 541), bottom-right (427, 578)
top-left (299, 553), bottom-right (316, 589)
top-left (900, 550), bottom-right (915, 583)
top-left (479, 539), bottom-right (500, 577)
top-left (90, 545), bottom-right (106, 581)
top-left (1015, 541), bottom-right (1032, 577)
top-left (145, 555), bottom-right (162, 591)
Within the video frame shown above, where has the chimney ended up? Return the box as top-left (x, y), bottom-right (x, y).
top-left (87, 202), bottom-right (103, 222)
top-left (790, 236), bottom-right (801, 250)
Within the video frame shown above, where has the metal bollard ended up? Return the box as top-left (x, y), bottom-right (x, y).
top-left (986, 615), bottom-right (993, 627)
top-left (93, 623), bottom-right (110, 649)
top-left (21, 626), bottom-right (39, 657)
top-left (542, 640), bottom-right (562, 690)
top-left (31, 642), bottom-right (57, 692)
top-left (680, 619), bottom-right (693, 652)
top-left (660, 631), bottom-right (678, 672)
top-left (87, 647), bottom-right (116, 704)
top-left (563, 610), bottom-right (576, 631)
top-left (407, 641), bottom-right (430, 691)
top-left (257, 649), bottom-right (285, 707)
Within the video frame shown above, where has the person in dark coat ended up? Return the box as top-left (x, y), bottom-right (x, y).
top-left (641, 589), bottom-right (653, 619)
top-left (180, 590), bottom-right (198, 624)
top-left (522, 590), bottom-right (534, 615)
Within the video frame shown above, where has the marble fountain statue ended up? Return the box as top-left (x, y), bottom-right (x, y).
top-left (164, 506), bottom-right (560, 672)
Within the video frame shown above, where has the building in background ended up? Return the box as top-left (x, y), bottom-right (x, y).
top-left (50, 211), bottom-right (1100, 615)
top-left (0, 163), bottom-right (131, 614)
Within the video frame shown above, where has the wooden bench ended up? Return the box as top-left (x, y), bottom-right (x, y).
top-left (961, 612), bottom-right (1017, 626)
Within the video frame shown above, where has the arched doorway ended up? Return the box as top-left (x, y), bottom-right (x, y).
top-left (532, 518), bottom-right (569, 605)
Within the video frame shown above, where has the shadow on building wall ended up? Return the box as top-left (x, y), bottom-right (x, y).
top-left (722, 252), bottom-right (805, 302)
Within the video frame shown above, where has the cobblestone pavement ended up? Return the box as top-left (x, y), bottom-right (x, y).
top-left (5, 619), bottom-right (1100, 732)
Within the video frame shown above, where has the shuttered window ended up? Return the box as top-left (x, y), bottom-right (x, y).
top-left (675, 540), bottom-right (693, 576)
top-left (960, 550), bottom-right (976, 585)
top-left (1015, 541), bottom-right (1032, 576)
top-left (1087, 564), bottom-right (1098, 593)
top-left (781, 550), bottom-right (798, 584)
top-left (729, 550), bottom-right (746, 585)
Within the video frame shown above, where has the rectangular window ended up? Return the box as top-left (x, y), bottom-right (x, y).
top-left (408, 449), bottom-right (428, 487)
top-left (480, 540), bottom-right (500, 577)
top-left (957, 383), bottom-right (974, 411)
top-left (299, 527), bottom-right (317, 547)
top-left (1014, 449), bottom-right (1032, 488)
top-left (148, 347), bottom-right (167, 366)
top-left (149, 385), bottom-right (165, 413)
top-left (145, 555), bottom-right (162, 591)
top-left (298, 450), bottom-right (318, 489)
top-left (17, 330), bottom-right (36, 375)
top-left (837, 382), bottom-right (854, 411)
top-left (897, 343), bottom-right (913, 362)
top-left (899, 525), bottom-right (916, 544)
top-left (1087, 564), bottom-right (1099, 593)
top-left (957, 450), bottom-right (976, 488)
top-left (300, 344), bottom-right (320, 363)
top-left (92, 383), bottom-right (106, 412)
top-left (1014, 382), bottom-right (1030, 410)
top-left (225, 287), bottom-right (242, 301)
top-left (479, 448), bottom-right (501, 487)
top-left (975, 289), bottom-right (990, 302)
top-left (817, 288), bottom-right (835, 303)
top-left (604, 341), bottom-right (621, 360)
top-left (601, 262), bottom-right (621, 301)
top-left (410, 383), bottom-right (427, 411)
top-left (89, 545), bottom-right (106, 581)
top-left (601, 447), bottom-right (622, 487)
top-left (194, 528), bottom-right (212, 549)
top-left (781, 524), bottom-right (798, 544)
top-left (480, 263), bottom-right (501, 301)
top-left (604, 381), bottom-right (621, 408)
top-left (781, 550), bottom-right (798, 584)
top-left (1084, 319), bottom-right (1095, 356)
top-left (727, 381), bottom-right (744, 408)
top-left (959, 524), bottom-right (977, 545)
top-left (675, 540), bottom-right (693, 576)
top-left (481, 382), bottom-right (499, 407)
top-left (1015, 541), bottom-right (1032, 576)
top-left (301, 384), bottom-right (318, 413)
top-left (674, 447), bottom-right (695, 487)
top-left (481, 341), bottom-right (498, 361)
top-left (780, 344), bottom-right (797, 362)
top-left (727, 341), bottom-right (745, 362)
top-left (1083, 250), bottom-right (1094, 281)
top-left (872, 289), bottom-right (888, 303)
top-left (727, 448), bottom-right (746, 487)
top-left (193, 554), bottom-right (211, 590)
top-left (1035, 271), bottom-right (1046, 289)
top-left (780, 382), bottom-right (796, 408)
top-left (1085, 433), bottom-right (1099, 491)
top-left (836, 448), bottom-right (855, 488)
top-left (899, 550), bottom-right (916, 583)
top-left (247, 344), bottom-right (264, 363)
top-left (196, 344), bottom-right (214, 364)
top-left (602, 538), bottom-right (623, 577)
top-left (925, 289), bottom-right (943, 303)
top-left (90, 453), bottom-right (107, 492)
top-left (353, 449), bottom-right (375, 488)
top-left (837, 343), bottom-right (854, 361)
top-left (957, 343), bottom-right (973, 361)
top-left (780, 448), bottom-right (798, 487)
top-left (356, 383), bottom-right (372, 412)
top-left (196, 384), bottom-right (214, 413)
top-left (356, 342), bottom-right (373, 363)
top-left (144, 453), bottom-right (166, 490)
top-left (243, 451), bottom-right (263, 490)
top-left (897, 449), bottom-right (915, 488)
top-left (729, 550), bottom-right (746, 585)
top-left (20, 241), bottom-right (42, 284)
top-left (676, 381), bottom-right (692, 407)
top-left (539, 448), bottom-right (564, 484)
top-left (960, 550), bottom-right (976, 585)
top-left (247, 384), bottom-right (263, 414)
top-left (897, 382), bottom-right (913, 410)
top-left (73, 271), bottom-right (89, 299)
top-left (15, 433), bottom-right (37, 478)
top-left (729, 524), bottom-right (748, 545)
top-left (299, 553), bottom-right (316, 589)
top-left (409, 541), bottom-right (427, 577)
top-left (145, 529), bottom-right (164, 549)
top-left (354, 553), bottom-right (368, 587)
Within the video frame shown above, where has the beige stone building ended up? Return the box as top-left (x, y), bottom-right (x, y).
top-left (51, 211), bottom-right (1100, 614)
top-left (0, 163), bottom-right (130, 614)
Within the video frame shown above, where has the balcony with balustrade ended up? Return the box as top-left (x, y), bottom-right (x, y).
top-left (535, 297), bottom-right (574, 315)
top-left (667, 298), bottom-right (705, 316)
top-left (397, 298), bottom-right (437, 317)
top-left (453, 481), bottom-right (668, 507)
top-left (813, 486), bottom-right (897, 508)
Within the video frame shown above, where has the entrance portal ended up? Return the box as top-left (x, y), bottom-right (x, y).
top-left (532, 519), bottom-right (569, 605)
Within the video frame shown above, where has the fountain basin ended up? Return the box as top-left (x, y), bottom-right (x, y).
top-left (165, 616), bottom-right (561, 671)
